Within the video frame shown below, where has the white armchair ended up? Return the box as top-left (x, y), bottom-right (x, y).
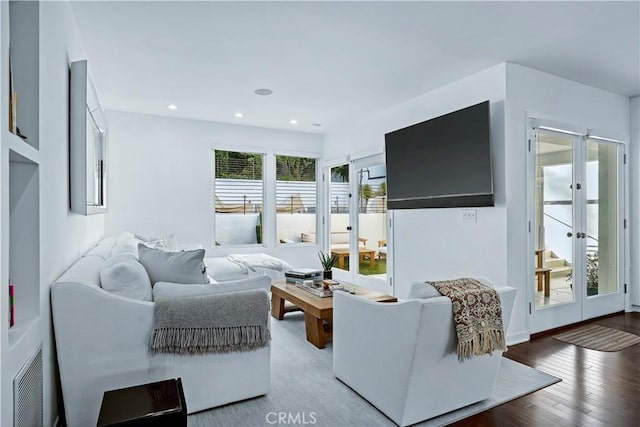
top-left (333, 281), bottom-right (516, 427)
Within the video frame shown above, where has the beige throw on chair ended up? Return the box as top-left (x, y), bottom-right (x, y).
top-left (431, 278), bottom-right (507, 362)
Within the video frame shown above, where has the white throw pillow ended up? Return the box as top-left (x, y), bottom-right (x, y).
top-left (138, 244), bottom-right (208, 285)
top-left (112, 232), bottom-right (139, 258)
top-left (100, 255), bottom-right (152, 301)
top-left (135, 233), bottom-right (178, 252)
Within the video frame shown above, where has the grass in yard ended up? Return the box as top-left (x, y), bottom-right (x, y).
top-left (341, 257), bottom-right (387, 275)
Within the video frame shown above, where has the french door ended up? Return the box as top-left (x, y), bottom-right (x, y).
top-left (529, 119), bottom-right (626, 333)
top-left (326, 155), bottom-right (391, 293)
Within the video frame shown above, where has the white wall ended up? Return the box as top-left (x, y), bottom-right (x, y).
top-left (39, 2), bottom-right (105, 425)
top-left (323, 64), bottom-right (510, 327)
top-left (105, 111), bottom-right (324, 267)
top-left (324, 62), bottom-right (633, 344)
top-left (630, 96), bottom-right (639, 310)
top-left (505, 63), bottom-right (631, 340)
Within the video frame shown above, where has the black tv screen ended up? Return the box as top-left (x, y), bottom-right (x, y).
top-left (384, 101), bottom-right (493, 209)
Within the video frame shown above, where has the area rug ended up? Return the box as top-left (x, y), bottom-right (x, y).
top-left (189, 312), bottom-right (560, 427)
top-left (552, 324), bottom-right (640, 352)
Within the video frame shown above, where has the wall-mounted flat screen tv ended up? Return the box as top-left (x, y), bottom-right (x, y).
top-left (384, 100), bottom-right (493, 209)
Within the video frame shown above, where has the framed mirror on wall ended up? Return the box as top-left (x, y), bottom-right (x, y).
top-left (70, 59), bottom-right (108, 215)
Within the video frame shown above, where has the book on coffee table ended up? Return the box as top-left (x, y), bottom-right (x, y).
top-left (285, 268), bottom-right (323, 283)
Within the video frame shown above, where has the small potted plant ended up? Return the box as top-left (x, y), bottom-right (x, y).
top-left (318, 251), bottom-right (338, 279)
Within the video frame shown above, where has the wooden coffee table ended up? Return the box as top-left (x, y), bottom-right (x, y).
top-left (330, 247), bottom-right (376, 269)
top-left (270, 279), bottom-right (397, 349)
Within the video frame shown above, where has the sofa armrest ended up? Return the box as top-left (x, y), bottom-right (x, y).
top-left (51, 282), bottom-right (156, 426)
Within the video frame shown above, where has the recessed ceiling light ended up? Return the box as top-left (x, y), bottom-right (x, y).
top-left (167, 104), bottom-right (178, 110)
top-left (290, 119), bottom-right (298, 125)
top-left (312, 123), bottom-right (322, 127)
top-left (234, 112), bottom-right (243, 118)
top-left (254, 88), bottom-right (274, 96)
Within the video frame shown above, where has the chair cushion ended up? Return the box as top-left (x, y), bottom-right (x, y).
top-left (100, 255), bottom-right (152, 301)
top-left (138, 244), bottom-right (208, 285)
top-left (408, 282), bottom-right (441, 299)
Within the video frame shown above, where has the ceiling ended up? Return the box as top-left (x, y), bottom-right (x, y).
top-left (70, 1), bottom-right (640, 134)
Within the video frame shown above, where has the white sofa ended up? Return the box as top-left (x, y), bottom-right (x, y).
top-left (333, 280), bottom-right (517, 427)
top-left (51, 237), bottom-right (272, 427)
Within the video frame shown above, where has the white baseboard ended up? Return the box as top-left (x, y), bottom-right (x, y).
top-left (506, 330), bottom-right (530, 346)
top-left (630, 305), bottom-right (640, 313)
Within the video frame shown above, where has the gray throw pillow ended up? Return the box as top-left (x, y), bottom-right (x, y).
top-left (408, 281), bottom-right (442, 299)
top-left (100, 255), bottom-right (152, 301)
top-left (138, 244), bottom-right (208, 285)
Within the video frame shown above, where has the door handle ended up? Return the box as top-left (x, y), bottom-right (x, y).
top-left (579, 232), bottom-right (586, 239)
top-left (346, 226), bottom-right (352, 231)
top-left (567, 232), bottom-right (572, 237)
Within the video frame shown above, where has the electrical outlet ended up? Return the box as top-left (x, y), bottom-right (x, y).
top-left (461, 209), bottom-right (477, 223)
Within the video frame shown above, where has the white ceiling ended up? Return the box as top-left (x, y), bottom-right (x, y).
top-left (70, 1), bottom-right (640, 134)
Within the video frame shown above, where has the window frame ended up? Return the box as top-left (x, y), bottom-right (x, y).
top-left (212, 146), bottom-right (321, 248)
top-left (274, 153), bottom-right (320, 246)
top-left (213, 147), bottom-right (267, 247)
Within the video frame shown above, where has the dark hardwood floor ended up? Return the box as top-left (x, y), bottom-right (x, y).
top-left (450, 312), bottom-right (640, 426)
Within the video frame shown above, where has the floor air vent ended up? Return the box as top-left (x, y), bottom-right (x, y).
top-left (14, 346), bottom-right (43, 427)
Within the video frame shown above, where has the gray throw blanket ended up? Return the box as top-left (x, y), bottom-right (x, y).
top-left (150, 289), bottom-right (270, 355)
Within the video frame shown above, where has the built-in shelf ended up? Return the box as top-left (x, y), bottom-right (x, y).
top-left (7, 133), bottom-right (39, 164)
top-left (8, 152), bottom-right (40, 345)
top-left (1, 1), bottom-right (42, 425)
top-left (8, 0), bottom-right (39, 150)
top-left (8, 317), bottom-right (38, 348)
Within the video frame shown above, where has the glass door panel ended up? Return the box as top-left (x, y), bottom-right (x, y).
top-left (583, 139), bottom-right (624, 319)
top-left (534, 131), bottom-right (576, 309)
top-left (585, 140), bottom-right (618, 296)
top-left (330, 164), bottom-right (350, 272)
top-left (356, 164), bottom-right (387, 280)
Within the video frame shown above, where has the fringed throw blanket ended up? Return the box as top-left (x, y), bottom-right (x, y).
top-left (150, 289), bottom-right (270, 355)
top-left (430, 278), bottom-right (506, 362)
